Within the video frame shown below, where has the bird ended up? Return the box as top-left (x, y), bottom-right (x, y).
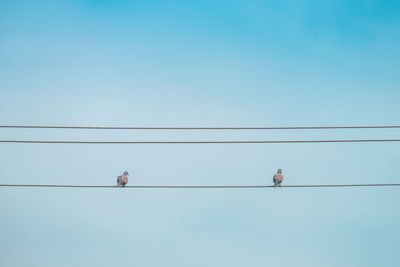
top-left (273, 168), bottom-right (283, 187)
top-left (117, 171), bottom-right (129, 187)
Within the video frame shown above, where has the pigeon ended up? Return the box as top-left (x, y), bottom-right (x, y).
top-left (117, 171), bottom-right (129, 187)
top-left (273, 168), bottom-right (283, 187)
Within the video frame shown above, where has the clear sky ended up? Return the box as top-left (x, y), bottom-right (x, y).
top-left (1, 1), bottom-right (400, 266)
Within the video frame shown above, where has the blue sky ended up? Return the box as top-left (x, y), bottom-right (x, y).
top-left (1, 1), bottom-right (400, 266)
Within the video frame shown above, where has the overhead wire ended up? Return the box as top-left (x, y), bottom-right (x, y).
top-left (1, 125), bottom-right (400, 130)
top-left (0, 139), bottom-right (400, 144)
top-left (0, 184), bottom-right (400, 188)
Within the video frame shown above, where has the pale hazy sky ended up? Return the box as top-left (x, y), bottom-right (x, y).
top-left (1, 1), bottom-right (400, 266)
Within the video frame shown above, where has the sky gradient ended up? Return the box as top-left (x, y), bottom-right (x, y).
top-left (1, 1), bottom-right (400, 266)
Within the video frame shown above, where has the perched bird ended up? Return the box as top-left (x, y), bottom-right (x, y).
top-left (117, 171), bottom-right (129, 187)
top-left (273, 168), bottom-right (283, 187)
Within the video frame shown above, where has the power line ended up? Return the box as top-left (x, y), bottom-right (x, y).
top-left (0, 139), bottom-right (400, 144)
top-left (0, 184), bottom-right (399, 188)
top-left (1, 125), bottom-right (400, 130)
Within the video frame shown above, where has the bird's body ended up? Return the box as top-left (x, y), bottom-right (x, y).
top-left (117, 171), bottom-right (129, 187)
top-left (273, 169), bottom-right (283, 187)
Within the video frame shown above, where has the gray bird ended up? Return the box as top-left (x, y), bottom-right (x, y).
top-left (117, 171), bottom-right (129, 187)
top-left (273, 168), bottom-right (283, 187)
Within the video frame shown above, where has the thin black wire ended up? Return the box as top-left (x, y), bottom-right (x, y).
top-left (0, 139), bottom-right (400, 144)
top-left (1, 125), bottom-right (400, 130)
top-left (0, 184), bottom-right (399, 188)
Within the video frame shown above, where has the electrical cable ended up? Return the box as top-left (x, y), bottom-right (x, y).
top-left (1, 184), bottom-right (399, 188)
top-left (1, 125), bottom-right (400, 130)
top-left (0, 139), bottom-right (400, 144)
